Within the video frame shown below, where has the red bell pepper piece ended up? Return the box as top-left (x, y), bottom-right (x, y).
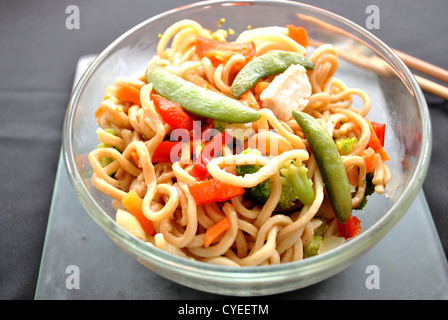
top-left (152, 141), bottom-right (181, 163)
top-left (195, 36), bottom-right (256, 66)
top-left (188, 177), bottom-right (245, 205)
top-left (370, 122), bottom-right (386, 147)
top-left (200, 131), bottom-right (232, 164)
top-left (338, 215), bottom-right (362, 239)
top-left (151, 93), bottom-right (194, 131)
top-left (190, 131), bottom-right (233, 181)
top-left (366, 120), bottom-right (389, 161)
top-left (190, 162), bottom-right (209, 181)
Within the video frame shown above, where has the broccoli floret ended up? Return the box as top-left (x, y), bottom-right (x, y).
top-left (304, 234), bottom-right (323, 258)
top-left (235, 149), bottom-right (272, 204)
top-left (364, 171), bottom-right (375, 196)
top-left (96, 128), bottom-right (119, 168)
top-left (235, 149), bottom-right (315, 210)
top-left (104, 128), bottom-right (117, 135)
top-left (97, 141), bottom-right (115, 167)
top-left (303, 218), bottom-right (327, 257)
top-left (336, 137), bottom-right (358, 155)
top-left (243, 148), bottom-right (262, 156)
top-left (280, 160), bottom-right (315, 206)
top-left (354, 171), bottom-right (375, 210)
top-left (247, 177), bottom-right (273, 205)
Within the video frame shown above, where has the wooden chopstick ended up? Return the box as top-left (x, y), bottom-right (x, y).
top-left (395, 50), bottom-right (448, 83)
top-left (413, 75), bottom-right (448, 101)
top-left (394, 49), bottom-right (448, 100)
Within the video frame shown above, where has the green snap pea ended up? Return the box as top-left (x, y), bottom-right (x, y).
top-left (146, 63), bottom-right (260, 123)
top-left (292, 110), bottom-right (352, 224)
top-left (230, 51), bottom-right (314, 99)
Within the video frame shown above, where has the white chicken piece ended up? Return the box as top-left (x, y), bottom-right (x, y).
top-left (259, 64), bottom-right (312, 121)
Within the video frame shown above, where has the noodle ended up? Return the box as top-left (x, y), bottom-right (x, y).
top-left (88, 19), bottom-right (391, 267)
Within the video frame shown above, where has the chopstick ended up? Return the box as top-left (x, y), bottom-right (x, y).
top-left (394, 49), bottom-right (448, 100)
top-left (413, 75), bottom-right (448, 101)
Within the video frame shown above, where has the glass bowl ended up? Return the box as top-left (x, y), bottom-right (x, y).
top-left (62, 0), bottom-right (432, 296)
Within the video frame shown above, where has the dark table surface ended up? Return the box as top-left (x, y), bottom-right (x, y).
top-left (1, 0), bottom-right (447, 300)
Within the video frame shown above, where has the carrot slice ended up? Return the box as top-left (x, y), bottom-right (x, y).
top-left (195, 36), bottom-right (256, 64)
top-left (239, 90), bottom-right (260, 110)
top-left (204, 217), bottom-right (230, 247)
top-left (95, 105), bottom-right (105, 118)
top-left (122, 190), bottom-right (155, 236)
top-left (116, 83), bottom-right (141, 106)
top-left (188, 178), bottom-right (245, 205)
top-left (130, 149), bottom-right (139, 165)
top-left (254, 81), bottom-right (270, 95)
top-left (362, 147), bottom-right (376, 174)
top-left (286, 25), bottom-right (309, 48)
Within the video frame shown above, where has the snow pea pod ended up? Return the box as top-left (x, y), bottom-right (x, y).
top-left (230, 51), bottom-right (314, 99)
top-left (146, 63), bottom-right (260, 123)
top-left (292, 110), bottom-right (352, 224)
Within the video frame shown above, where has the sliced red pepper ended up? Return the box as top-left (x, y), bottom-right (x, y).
top-left (286, 25), bottom-right (309, 48)
top-left (201, 131), bottom-right (232, 164)
top-left (152, 141), bottom-right (181, 163)
top-left (151, 93), bottom-right (194, 131)
top-left (188, 177), bottom-right (245, 205)
top-left (370, 122), bottom-right (386, 147)
top-left (338, 215), bottom-right (362, 239)
top-left (190, 162), bottom-right (209, 181)
top-left (366, 119), bottom-right (389, 161)
top-left (191, 131), bottom-right (233, 181)
top-left (195, 36), bottom-right (256, 66)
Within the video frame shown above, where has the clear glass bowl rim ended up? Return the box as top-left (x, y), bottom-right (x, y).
top-left (62, 0), bottom-right (432, 285)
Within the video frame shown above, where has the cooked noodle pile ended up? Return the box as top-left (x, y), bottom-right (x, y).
top-left (88, 20), bottom-right (391, 266)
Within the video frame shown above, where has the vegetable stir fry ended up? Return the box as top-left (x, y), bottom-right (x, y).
top-left (89, 19), bottom-right (391, 266)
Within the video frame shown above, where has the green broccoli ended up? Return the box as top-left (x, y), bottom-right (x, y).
top-left (280, 160), bottom-right (315, 206)
top-left (354, 171), bottom-right (375, 210)
top-left (235, 149), bottom-right (315, 210)
top-left (303, 234), bottom-right (323, 258)
top-left (235, 149), bottom-right (268, 203)
top-left (97, 141), bottom-right (115, 167)
top-left (335, 137), bottom-right (358, 155)
top-left (303, 218), bottom-right (327, 257)
top-left (96, 128), bottom-right (119, 168)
